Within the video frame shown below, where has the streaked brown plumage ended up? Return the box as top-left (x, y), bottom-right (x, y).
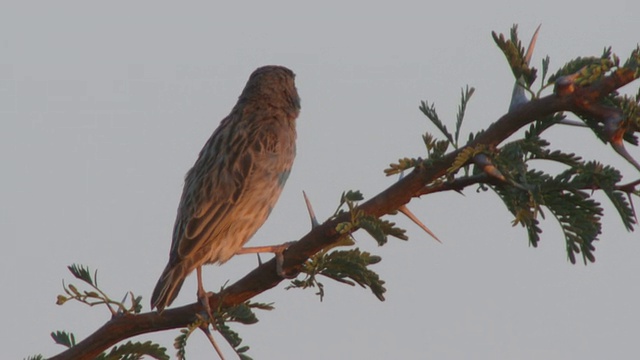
top-left (151, 66), bottom-right (300, 312)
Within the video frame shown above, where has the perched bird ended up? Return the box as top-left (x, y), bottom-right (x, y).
top-left (151, 65), bottom-right (300, 312)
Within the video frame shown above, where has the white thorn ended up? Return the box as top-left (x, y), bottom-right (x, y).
top-left (200, 325), bottom-right (226, 360)
top-left (474, 154), bottom-right (507, 182)
top-left (509, 25), bottom-right (542, 112)
top-left (524, 24), bottom-right (541, 65)
top-left (303, 191), bottom-right (320, 228)
top-left (612, 141), bottom-right (640, 172)
top-left (557, 119), bottom-right (588, 127)
top-left (398, 205), bottom-right (441, 243)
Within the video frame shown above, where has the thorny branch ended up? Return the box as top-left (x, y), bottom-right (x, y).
top-left (49, 57), bottom-right (639, 360)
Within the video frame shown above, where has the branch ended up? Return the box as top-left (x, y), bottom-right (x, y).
top-left (49, 66), bottom-right (637, 360)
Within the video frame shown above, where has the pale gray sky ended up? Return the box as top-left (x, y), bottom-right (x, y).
top-left (3, 1), bottom-right (640, 359)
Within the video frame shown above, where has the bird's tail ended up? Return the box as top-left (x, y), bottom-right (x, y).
top-left (151, 262), bottom-right (186, 312)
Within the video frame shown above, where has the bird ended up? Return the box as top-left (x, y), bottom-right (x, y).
top-left (151, 65), bottom-right (300, 313)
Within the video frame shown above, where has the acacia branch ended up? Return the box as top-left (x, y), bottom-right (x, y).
top-left (49, 67), bottom-right (637, 360)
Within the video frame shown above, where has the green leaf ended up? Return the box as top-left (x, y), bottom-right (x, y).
top-left (548, 47), bottom-right (615, 85)
top-left (342, 190), bottom-right (364, 202)
top-left (492, 25), bottom-right (537, 86)
top-left (622, 46), bottom-right (640, 78)
top-left (67, 264), bottom-right (96, 287)
top-left (379, 218), bottom-right (409, 241)
top-left (131, 295), bottom-right (143, 314)
top-left (218, 322), bottom-right (243, 349)
top-left (569, 161), bottom-right (635, 232)
top-left (525, 113), bottom-right (566, 138)
top-left (336, 222), bottom-right (354, 235)
top-left (541, 55), bottom-right (550, 86)
top-left (360, 215), bottom-right (388, 245)
top-left (334, 190), bottom-right (365, 217)
top-left (385, 157), bottom-right (423, 176)
top-left (455, 86), bottom-right (475, 147)
top-left (225, 303), bottom-right (259, 325)
top-left (610, 94), bottom-right (640, 145)
top-left (51, 330), bottom-right (76, 348)
top-left (358, 215), bottom-right (408, 245)
top-left (174, 318), bottom-right (206, 360)
top-left (95, 341), bottom-right (169, 360)
top-left (449, 145), bottom-right (485, 174)
top-left (419, 100), bottom-right (454, 144)
top-left (288, 248), bottom-right (386, 301)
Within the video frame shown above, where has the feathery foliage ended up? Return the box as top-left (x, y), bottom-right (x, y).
top-left (173, 299), bottom-right (273, 360)
top-left (94, 341), bottom-right (169, 360)
top-left (393, 26), bottom-right (640, 266)
top-left (57, 264), bottom-right (142, 315)
top-left (287, 248), bottom-right (386, 301)
top-left (288, 189), bottom-right (408, 300)
top-left (46, 265), bottom-right (170, 359)
top-left (492, 24), bottom-right (538, 86)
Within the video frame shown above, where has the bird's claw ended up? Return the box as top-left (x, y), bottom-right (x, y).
top-left (274, 241), bottom-right (298, 279)
top-left (198, 290), bottom-right (216, 325)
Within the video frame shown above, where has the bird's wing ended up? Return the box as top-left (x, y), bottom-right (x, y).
top-left (175, 148), bottom-right (254, 259)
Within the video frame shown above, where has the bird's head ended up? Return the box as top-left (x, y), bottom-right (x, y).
top-left (240, 65), bottom-right (300, 112)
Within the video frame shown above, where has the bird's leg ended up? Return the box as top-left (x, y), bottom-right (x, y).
top-left (196, 269), bottom-right (226, 359)
top-left (236, 192), bottom-right (317, 277)
top-left (236, 242), bottom-right (295, 278)
top-left (196, 266), bottom-right (216, 325)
